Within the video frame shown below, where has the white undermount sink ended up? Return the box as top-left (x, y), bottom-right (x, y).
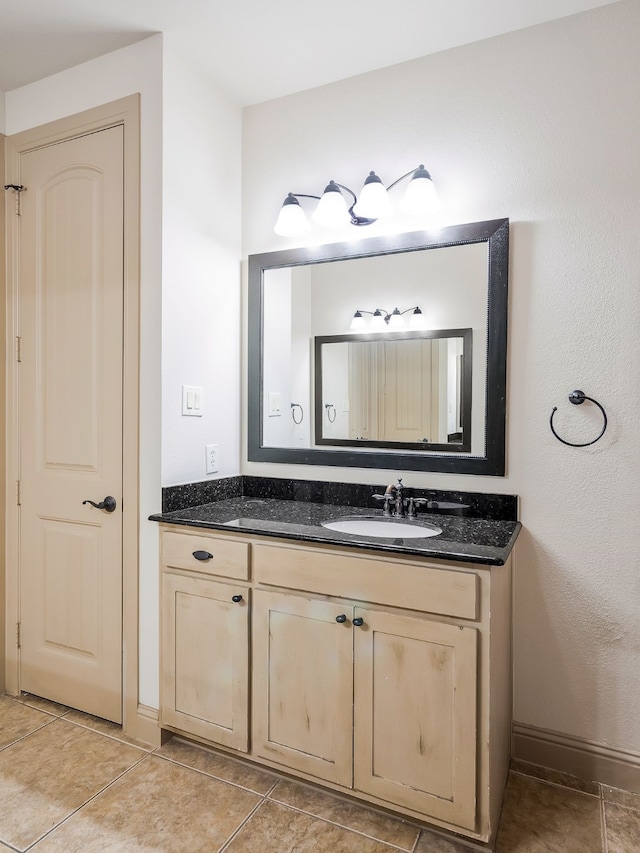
top-left (321, 517), bottom-right (442, 539)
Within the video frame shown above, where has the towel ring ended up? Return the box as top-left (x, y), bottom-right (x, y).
top-left (549, 390), bottom-right (607, 447)
top-left (291, 403), bottom-right (304, 425)
top-left (324, 403), bottom-right (337, 423)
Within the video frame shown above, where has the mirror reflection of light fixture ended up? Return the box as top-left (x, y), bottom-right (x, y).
top-left (274, 165), bottom-right (439, 236)
top-left (350, 306), bottom-right (426, 331)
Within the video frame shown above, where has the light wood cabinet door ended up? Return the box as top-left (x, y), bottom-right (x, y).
top-left (354, 608), bottom-right (477, 829)
top-left (252, 590), bottom-right (354, 787)
top-left (161, 573), bottom-right (249, 751)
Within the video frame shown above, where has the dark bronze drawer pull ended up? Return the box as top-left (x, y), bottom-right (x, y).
top-left (192, 550), bottom-right (213, 561)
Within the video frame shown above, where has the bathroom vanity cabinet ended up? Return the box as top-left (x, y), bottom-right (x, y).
top-left (158, 522), bottom-right (513, 844)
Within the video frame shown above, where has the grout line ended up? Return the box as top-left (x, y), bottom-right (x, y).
top-left (217, 797), bottom-right (269, 853)
top-left (22, 751), bottom-right (151, 851)
top-left (600, 786), bottom-right (609, 853)
top-left (510, 768), bottom-right (601, 798)
top-left (260, 797), bottom-right (416, 852)
top-left (0, 716), bottom-right (60, 755)
top-left (58, 715), bottom-right (153, 752)
top-left (153, 750), bottom-right (278, 797)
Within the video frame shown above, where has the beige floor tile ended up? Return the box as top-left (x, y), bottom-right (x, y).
top-left (0, 695), bottom-right (54, 750)
top-left (63, 708), bottom-right (153, 750)
top-left (269, 778), bottom-right (419, 850)
top-left (224, 799), bottom-right (399, 852)
top-left (0, 719), bottom-right (145, 850)
top-left (31, 753), bottom-right (261, 853)
top-left (604, 802), bottom-right (640, 853)
top-left (157, 737), bottom-right (277, 794)
top-left (495, 772), bottom-right (602, 852)
top-left (602, 784), bottom-right (640, 813)
top-left (510, 759), bottom-right (600, 796)
top-left (18, 692), bottom-right (72, 717)
top-left (414, 827), bottom-right (480, 851)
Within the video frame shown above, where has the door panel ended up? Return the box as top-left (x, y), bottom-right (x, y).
top-left (19, 127), bottom-right (124, 721)
top-left (161, 573), bottom-right (249, 751)
top-left (354, 608), bottom-right (477, 829)
top-left (252, 589), bottom-right (354, 786)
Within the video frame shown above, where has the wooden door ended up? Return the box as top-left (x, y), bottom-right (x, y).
top-left (381, 340), bottom-right (433, 442)
top-left (354, 608), bottom-right (477, 829)
top-left (252, 589), bottom-right (354, 786)
top-left (161, 573), bottom-right (249, 751)
top-left (348, 342), bottom-right (379, 440)
top-left (18, 127), bottom-right (125, 721)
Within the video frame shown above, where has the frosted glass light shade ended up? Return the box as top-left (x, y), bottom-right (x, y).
top-left (350, 311), bottom-right (366, 330)
top-left (353, 171), bottom-right (392, 219)
top-left (313, 181), bottom-right (351, 226)
top-left (387, 308), bottom-right (404, 328)
top-left (409, 307), bottom-right (426, 329)
top-left (274, 195), bottom-right (311, 236)
top-left (370, 310), bottom-right (386, 330)
top-left (399, 166), bottom-right (440, 215)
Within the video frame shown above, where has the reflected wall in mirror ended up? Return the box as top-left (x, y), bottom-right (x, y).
top-left (315, 330), bottom-right (472, 452)
top-left (248, 218), bottom-right (509, 475)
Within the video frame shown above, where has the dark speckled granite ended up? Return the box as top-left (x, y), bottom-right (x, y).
top-left (162, 477), bottom-right (242, 512)
top-left (162, 475), bottom-right (517, 521)
top-left (150, 495), bottom-right (521, 566)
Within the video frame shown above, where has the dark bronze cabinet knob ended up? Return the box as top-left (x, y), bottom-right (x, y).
top-left (335, 614), bottom-right (347, 623)
top-left (352, 617), bottom-right (364, 627)
top-left (232, 594), bottom-right (243, 603)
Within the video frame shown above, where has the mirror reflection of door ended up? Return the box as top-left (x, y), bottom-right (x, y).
top-left (348, 339), bottom-right (449, 443)
top-left (318, 330), bottom-right (472, 452)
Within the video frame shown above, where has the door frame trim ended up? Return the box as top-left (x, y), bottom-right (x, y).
top-left (4, 95), bottom-right (143, 739)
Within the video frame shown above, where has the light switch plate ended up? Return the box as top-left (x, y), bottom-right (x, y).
top-left (182, 385), bottom-right (203, 416)
top-left (267, 391), bottom-right (282, 417)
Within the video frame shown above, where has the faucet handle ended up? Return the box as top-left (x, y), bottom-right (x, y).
top-left (373, 493), bottom-right (393, 516)
top-left (405, 496), bottom-right (428, 519)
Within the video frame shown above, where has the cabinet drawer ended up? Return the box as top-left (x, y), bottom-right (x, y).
top-left (162, 529), bottom-right (249, 579)
top-left (253, 544), bottom-right (477, 620)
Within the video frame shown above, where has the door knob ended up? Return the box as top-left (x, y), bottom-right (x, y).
top-left (82, 495), bottom-right (117, 513)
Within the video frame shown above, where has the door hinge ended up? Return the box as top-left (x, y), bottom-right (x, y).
top-left (16, 622), bottom-right (21, 649)
top-left (16, 480), bottom-right (21, 506)
top-left (16, 336), bottom-right (22, 363)
top-left (4, 184), bottom-right (25, 216)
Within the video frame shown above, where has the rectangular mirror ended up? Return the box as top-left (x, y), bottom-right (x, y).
top-left (248, 218), bottom-right (508, 475)
top-left (315, 329), bottom-right (472, 452)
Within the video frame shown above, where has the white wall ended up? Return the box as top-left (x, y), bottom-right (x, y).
top-left (4, 35), bottom-right (164, 708)
top-left (0, 92), bottom-right (5, 134)
top-left (242, 0), bottom-right (640, 759)
top-left (161, 39), bottom-right (242, 486)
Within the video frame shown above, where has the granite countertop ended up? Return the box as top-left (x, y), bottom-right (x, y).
top-left (150, 496), bottom-right (521, 566)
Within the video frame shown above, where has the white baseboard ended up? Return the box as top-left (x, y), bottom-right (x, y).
top-left (128, 703), bottom-right (162, 748)
top-left (513, 722), bottom-right (640, 794)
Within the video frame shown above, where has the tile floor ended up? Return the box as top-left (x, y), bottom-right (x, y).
top-left (1, 693), bottom-right (639, 852)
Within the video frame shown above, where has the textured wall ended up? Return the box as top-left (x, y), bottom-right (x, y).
top-left (242, 0), bottom-right (640, 755)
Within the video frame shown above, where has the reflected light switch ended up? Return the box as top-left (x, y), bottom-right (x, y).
top-left (268, 392), bottom-right (282, 417)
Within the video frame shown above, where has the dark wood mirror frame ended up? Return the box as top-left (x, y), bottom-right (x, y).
top-left (247, 217), bottom-right (509, 475)
top-left (314, 328), bottom-right (473, 453)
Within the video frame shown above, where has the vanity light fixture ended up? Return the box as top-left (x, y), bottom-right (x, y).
top-left (350, 306), bottom-right (426, 331)
top-left (274, 165), bottom-right (439, 236)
